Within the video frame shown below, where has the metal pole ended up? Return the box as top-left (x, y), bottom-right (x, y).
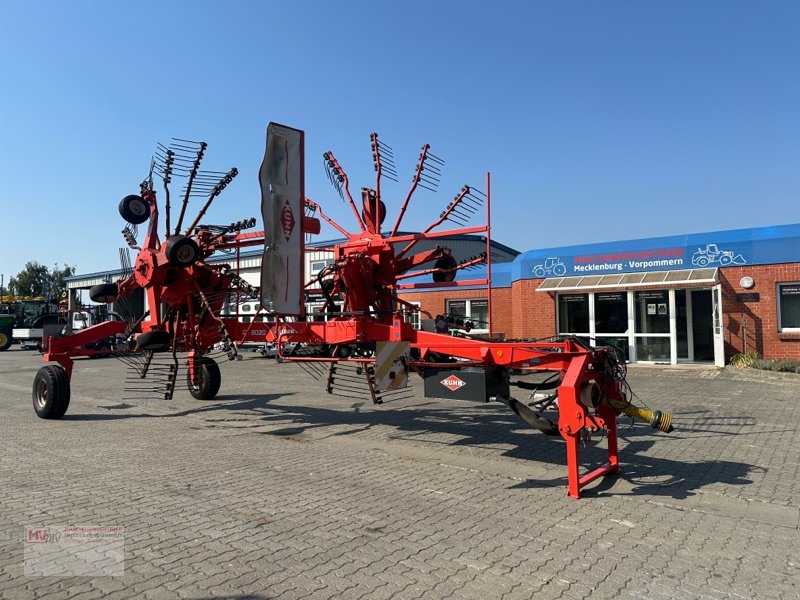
top-left (485, 171), bottom-right (492, 338)
top-left (742, 316), bottom-right (747, 354)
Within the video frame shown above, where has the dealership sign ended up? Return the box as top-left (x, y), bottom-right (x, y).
top-left (517, 223), bottom-right (800, 279)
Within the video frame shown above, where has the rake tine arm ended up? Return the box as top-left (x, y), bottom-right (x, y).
top-left (184, 168), bottom-right (238, 234)
top-left (396, 185), bottom-right (470, 259)
top-left (323, 151), bottom-right (365, 232)
top-left (371, 132), bottom-right (383, 207)
top-left (393, 253), bottom-right (485, 281)
top-left (174, 142), bottom-right (207, 234)
top-left (390, 143), bottom-right (429, 237)
top-left (304, 198), bottom-right (352, 238)
top-left (393, 246), bottom-right (448, 274)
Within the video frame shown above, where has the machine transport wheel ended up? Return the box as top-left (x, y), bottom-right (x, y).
top-left (432, 255), bottom-right (458, 283)
top-left (89, 283), bottom-right (119, 303)
top-left (32, 365), bottom-right (71, 419)
top-left (361, 198), bottom-right (387, 227)
top-left (0, 329), bottom-right (12, 351)
top-left (165, 235), bottom-right (200, 266)
top-left (187, 357), bottom-right (221, 400)
top-left (136, 330), bottom-right (171, 352)
top-left (119, 194), bottom-right (151, 224)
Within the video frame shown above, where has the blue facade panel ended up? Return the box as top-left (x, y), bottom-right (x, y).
top-left (512, 223), bottom-right (800, 282)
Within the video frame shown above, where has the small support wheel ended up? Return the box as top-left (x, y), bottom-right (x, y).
top-left (89, 282), bottom-right (119, 303)
top-left (187, 357), bottom-right (221, 400)
top-left (165, 235), bottom-right (200, 267)
top-left (118, 194), bottom-right (151, 225)
top-left (32, 365), bottom-right (71, 419)
top-left (136, 330), bottom-right (171, 352)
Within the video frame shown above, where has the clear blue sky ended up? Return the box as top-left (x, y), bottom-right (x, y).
top-left (1, 1), bottom-right (798, 286)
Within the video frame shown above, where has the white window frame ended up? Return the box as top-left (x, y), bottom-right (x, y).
top-left (309, 259), bottom-right (334, 278)
top-left (445, 298), bottom-right (489, 334)
top-left (777, 281), bottom-right (800, 332)
top-left (403, 301), bottom-right (421, 330)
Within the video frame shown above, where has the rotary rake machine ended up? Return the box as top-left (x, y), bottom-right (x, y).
top-left (32, 123), bottom-right (673, 498)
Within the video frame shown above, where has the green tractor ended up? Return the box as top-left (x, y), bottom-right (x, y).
top-left (0, 312), bottom-right (13, 350)
top-left (0, 300), bottom-right (64, 351)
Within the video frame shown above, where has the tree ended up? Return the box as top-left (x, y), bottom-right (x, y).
top-left (50, 264), bottom-right (76, 300)
top-left (8, 262), bottom-right (75, 300)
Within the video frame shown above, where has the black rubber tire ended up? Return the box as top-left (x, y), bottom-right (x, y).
top-left (432, 255), bottom-right (458, 283)
top-left (119, 194), bottom-right (150, 224)
top-left (0, 328), bottom-right (12, 351)
top-left (32, 365), bottom-right (71, 419)
top-left (361, 198), bottom-right (387, 228)
top-left (136, 330), bottom-right (171, 352)
top-left (165, 235), bottom-right (200, 266)
top-left (187, 357), bottom-right (221, 400)
top-left (89, 283), bottom-right (119, 303)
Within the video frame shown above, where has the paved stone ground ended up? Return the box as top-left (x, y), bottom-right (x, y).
top-left (0, 347), bottom-right (798, 599)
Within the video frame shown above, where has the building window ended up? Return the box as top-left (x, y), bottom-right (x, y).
top-left (778, 283), bottom-right (800, 331)
top-left (594, 292), bottom-right (628, 334)
top-left (594, 292), bottom-right (629, 361)
top-left (310, 259), bottom-right (334, 277)
top-left (445, 299), bottom-right (488, 332)
top-left (403, 302), bottom-right (421, 329)
top-left (557, 294), bottom-right (589, 334)
top-left (634, 290), bottom-right (669, 333)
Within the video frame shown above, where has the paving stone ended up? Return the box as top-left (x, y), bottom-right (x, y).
top-left (1, 351), bottom-right (798, 599)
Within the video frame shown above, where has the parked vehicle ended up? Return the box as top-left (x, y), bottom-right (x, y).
top-left (0, 313), bottom-right (14, 351)
top-left (1, 300), bottom-right (63, 351)
top-left (3, 300), bottom-right (115, 351)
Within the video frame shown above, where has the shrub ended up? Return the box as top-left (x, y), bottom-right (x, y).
top-left (741, 356), bottom-right (800, 374)
top-left (729, 351), bottom-right (760, 367)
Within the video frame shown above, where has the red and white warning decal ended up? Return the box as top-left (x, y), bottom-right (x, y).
top-left (440, 375), bottom-right (466, 391)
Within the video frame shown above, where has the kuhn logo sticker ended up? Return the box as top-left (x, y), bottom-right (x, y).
top-left (280, 199), bottom-right (296, 241)
top-left (440, 375), bottom-right (466, 391)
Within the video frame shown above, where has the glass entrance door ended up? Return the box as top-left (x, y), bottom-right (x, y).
top-left (691, 290), bottom-right (714, 361)
top-left (633, 290), bottom-right (671, 361)
top-left (557, 286), bottom-right (719, 365)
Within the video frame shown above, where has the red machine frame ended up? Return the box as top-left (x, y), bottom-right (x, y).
top-left (34, 125), bottom-right (672, 498)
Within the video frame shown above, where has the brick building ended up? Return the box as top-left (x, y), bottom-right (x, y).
top-left (399, 223), bottom-right (800, 366)
top-left (66, 224), bottom-right (800, 366)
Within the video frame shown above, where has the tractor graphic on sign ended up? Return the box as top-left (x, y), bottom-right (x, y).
top-left (691, 244), bottom-right (746, 267)
top-left (532, 257), bottom-right (567, 277)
